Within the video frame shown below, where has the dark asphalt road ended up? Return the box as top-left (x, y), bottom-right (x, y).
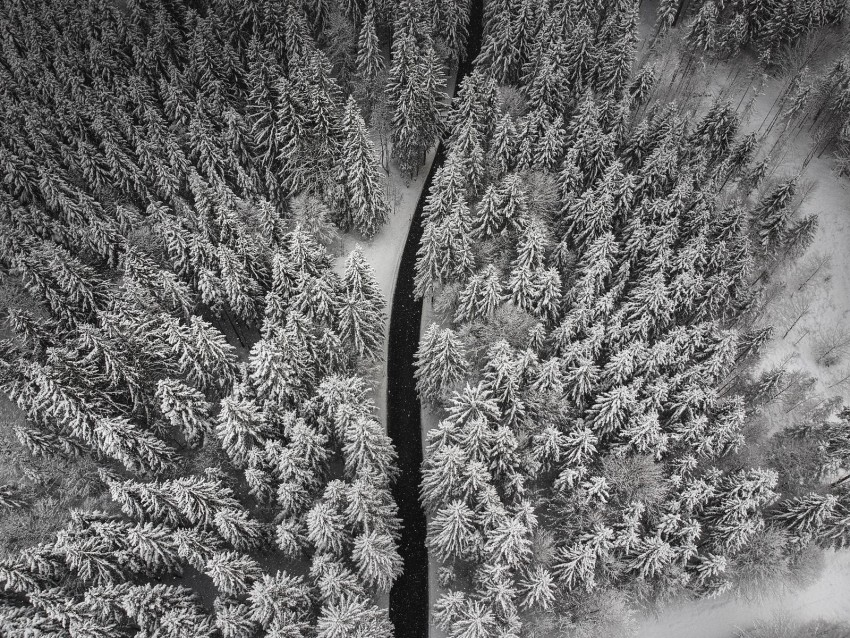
top-left (385, 2), bottom-right (484, 637)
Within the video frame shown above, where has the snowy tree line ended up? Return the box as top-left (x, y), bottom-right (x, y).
top-left (653, 0), bottom-right (846, 62)
top-left (412, 0), bottom-right (850, 636)
top-left (649, 0), bottom-right (850, 174)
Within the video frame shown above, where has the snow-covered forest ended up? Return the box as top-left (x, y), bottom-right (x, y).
top-left (1, 0), bottom-right (850, 637)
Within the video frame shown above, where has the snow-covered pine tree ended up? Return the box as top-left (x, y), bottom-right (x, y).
top-left (754, 177), bottom-right (797, 253)
top-left (437, 0), bottom-right (471, 62)
top-left (388, 2), bottom-right (444, 175)
top-left (415, 323), bottom-right (470, 402)
top-left (357, 2), bottom-right (384, 81)
top-left (338, 292), bottom-right (385, 360)
top-left (217, 382), bottom-right (273, 466)
top-left (352, 529), bottom-right (403, 591)
top-left (339, 96), bottom-right (389, 237)
top-left (455, 265), bottom-right (504, 323)
top-left (156, 379), bottom-right (212, 447)
top-left (339, 248), bottom-right (386, 359)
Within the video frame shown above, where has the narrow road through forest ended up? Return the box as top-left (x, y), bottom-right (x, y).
top-left (385, 5), bottom-right (484, 637)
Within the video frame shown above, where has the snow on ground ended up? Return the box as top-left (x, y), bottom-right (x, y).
top-left (334, 70), bottom-right (458, 428)
top-left (724, 60), bottom-right (850, 407)
top-left (636, 551), bottom-right (850, 638)
top-left (333, 142), bottom-right (440, 427)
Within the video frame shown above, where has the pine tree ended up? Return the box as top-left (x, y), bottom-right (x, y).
top-left (427, 499), bottom-right (480, 561)
top-left (596, 11), bottom-right (637, 98)
top-left (338, 292), bottom-right (385, 360)
top-left (536, 117), bottom-right (567, 172)
top-left (654, 0), bottom-right (679, 41)
top-left (352, 530), bottom-right (403, 591)
top-left (342, 414), bottom-right (399, 479)
top-left (205, 551), bottom-right (262, 596)
top-left (500, 173), bottom-right (530, 232)
top-left (306, 502), bottom-right (349, 557)
top-left (421, 441), bottom-right (466, 513)
top-left (455, 265), bottom-right (504, 323)
top-left (452, 599), bottom-right (497, 638)
top-left (213, 508), bottom-right (265, 551)
top-left (357, 3), bottom-right (385, 83)
top-left (344, 247), bottom-right (386, 311)
top-left (339, 96), bottom-right (389, 237)
top-left (156, 379), bottom-right (211, 447)
top-left (687, 1), bottom-right (719, 53)
top-left (437, 0), bottom-right (471, 62)
top-left (95, 416), bottom-right (179, 474)
top-left (564, 17), bottom-right (598, 91)
top-left (292, 270), bottom-right (341, 328)
top-left (773, 493), bottom-right (838, 539)
top-left (248, 336), bottom-right (305, 407)
top-left (475, 0), bottom-right (515, 82)
top-left (627, 535), bottom-right (675, 579)
top-left (507, 265), bottom-right (540, 314)
top-left (315, 594), bottom-right (393, 638)
top-left (483, 514), bottom-right (532, 568)
top-left (489, 113), bottom-right (517, 179)
top-left (216, 600), bottom-right (257, 638)
top-left (423, 153), bottom-right (469, 224)
top-left (415, 324), bottom-right (469, 402)
top-left (217, 384), bottom-right (272, 466)
top-left (248, 570), bottom-right (312, 628)
top-left (388, 5), bottom-right (444, 175)
top-left (163, 315), bottom-right (238, 392)
top-left (414, 221), bottom-right (444, 298)
top-left (755, 178), bottom-right (797, 252)
top-left (518, 566), bottom-right (556, 610)
top-left (533, 268), bottom-right (563, 324)
top-left (275, 77), bottom-right (311, 195)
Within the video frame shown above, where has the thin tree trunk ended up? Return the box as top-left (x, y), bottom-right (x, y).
top-left (793, 329), bottom-right (810, 346)
top-left (785, 390), bottom-right (831, 416)
top-left (827, 369), bottom-right (850, 389)
top-left (673, 0), bottom-right (690, 26)
top-left (831, 473), bottom-right (850, 488)
top-left (816, 336), bottom-right (850, 364)
top-left (769, 380), bottom-right (795, 403)
top-left (798, 262), bottom-right (828, 292)
top-left (782, 309), bottom-right (809, 339)
top-left (224, 309), bottom-right (246, 349)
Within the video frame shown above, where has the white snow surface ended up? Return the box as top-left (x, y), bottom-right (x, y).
top-left (333, 141), bottom-right (439, 425)
top-left (636, 551), bottom-right (850, 638)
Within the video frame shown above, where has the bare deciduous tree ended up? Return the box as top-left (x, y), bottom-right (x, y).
top-left (812, 325), bottom-right (850, 366)
top-left (778, 290), bottom-right (816, 339)
top-left (790, 252), bottom-right (831, 293)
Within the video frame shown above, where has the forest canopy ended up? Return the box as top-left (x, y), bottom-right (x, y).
top-left (1, 0), bottom-right (850, 637)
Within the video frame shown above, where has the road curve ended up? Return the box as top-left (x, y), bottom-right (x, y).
top-left (386, 3), bottom-right (484, 637)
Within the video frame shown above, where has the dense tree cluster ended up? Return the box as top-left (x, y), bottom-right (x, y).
top-left (654, 0), bottom-right (845, 61)
top-left (0, 0), bottom-right (848, 635)
top-left (414, 0), bottom-right (850, 635)
top-left (0, 0), bottom-right (420, 633)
